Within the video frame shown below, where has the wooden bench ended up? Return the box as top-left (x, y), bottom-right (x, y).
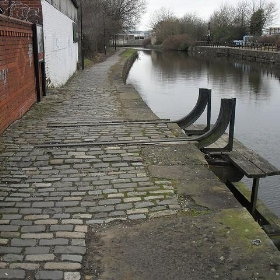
top-left (206, 137), bottom-right (280, 218)
top-left (227, 144), bottom-right (280, 218)
top-left (177, 88), bottom-right (279, 219)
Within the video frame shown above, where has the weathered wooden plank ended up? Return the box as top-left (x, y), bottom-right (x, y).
top-left (209, 136), bottom-right (279, 177)
top-left (230, 139), bottom-right (280, 176)
top-left (243, 150), bottom-right (280, 176)
top-left (185, 123), bottom-right (280, 178)
top-left (227, 151), bottom-right (266, 178)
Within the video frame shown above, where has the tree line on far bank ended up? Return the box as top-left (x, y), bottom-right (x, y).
top-left (151, 0), bottom-right (278, 50)
top-left (81, 0), bottom-right (278, 57)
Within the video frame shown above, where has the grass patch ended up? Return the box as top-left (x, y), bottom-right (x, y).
top-left (121, 48), bottom-right (137, 58)
top-left (83, 48), bottom-right (117, 68)
top-left (84, 58), bottom-right (94, 68)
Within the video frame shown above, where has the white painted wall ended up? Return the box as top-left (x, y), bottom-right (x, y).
top-left (41, 0), bottom-right (78, 87)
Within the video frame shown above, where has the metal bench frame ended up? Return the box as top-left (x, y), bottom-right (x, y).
top-left (176, 88), bottom-right (211, 135)
top-left (190, 98), bottom-right (236, 152)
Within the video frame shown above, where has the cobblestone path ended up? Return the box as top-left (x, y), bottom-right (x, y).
top-left (0, 51), bottom-right (181, 279)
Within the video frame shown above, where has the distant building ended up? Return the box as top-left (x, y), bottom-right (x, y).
top-left (268, 27), bottom-right (280, 36)
top-left (112, 31), bottom-right (151, 47)
top-left (263, 27), bottom-right (280, 36)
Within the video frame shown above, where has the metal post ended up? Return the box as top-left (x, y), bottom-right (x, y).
top-left (207, 22), bottom-right (211, 45)
top-left (206, 90), bottom-right (211, 131)
top-left (32, 24), bottom-right (41, 102)
top-left (228, 98), bottom-right (236, 151)
top-left (251, 178), bottom-right (260, 219)
top-left (41, 62), bottom-right (46, 97)
top-left (80, 0), bottom-right (84, 70)
top-left (103, 9), bottom-right (106, 55)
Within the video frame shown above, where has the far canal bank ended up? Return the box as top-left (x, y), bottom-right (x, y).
top-left (189, 45), bottom-right (280, 67)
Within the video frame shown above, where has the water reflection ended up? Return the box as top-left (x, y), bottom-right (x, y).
top-left (127, 50), bottom-right (280, 217)
top-left (128, 51), bottom-right (280, 121)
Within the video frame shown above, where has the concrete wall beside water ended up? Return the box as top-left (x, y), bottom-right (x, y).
top-left (42, 1), bottom-right (79, 87)
top-left (189, 46), bottom-right (280, 67)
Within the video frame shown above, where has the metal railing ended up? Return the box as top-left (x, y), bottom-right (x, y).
top-left (196, 41), bottom-right (280, 52)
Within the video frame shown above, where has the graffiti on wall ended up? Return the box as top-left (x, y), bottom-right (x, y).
top-left (0, 68), bottom-right (8, 85)
top-left (28, 43), bottom-right (33, 66)
top-left (68, 37), bottom-right (73, 59)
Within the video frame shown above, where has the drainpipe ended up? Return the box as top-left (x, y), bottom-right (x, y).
top-left (80, 0), bottom-right (84, 70)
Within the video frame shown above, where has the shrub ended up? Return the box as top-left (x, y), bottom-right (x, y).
top-left (257, 35), bottom-right (278, 44)
top-left (142, 38), bottom-right (151, 47)
top-left (162, 34), bottom-right (194, 51)
top-left (276, 38), bottom-right (280, 50)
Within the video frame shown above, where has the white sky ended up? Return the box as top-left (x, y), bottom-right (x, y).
top-left (138, 0), bottom-right (280, 30)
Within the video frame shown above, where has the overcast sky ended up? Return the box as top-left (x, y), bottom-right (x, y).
top-left (138, 0), bottom-right (280, 30)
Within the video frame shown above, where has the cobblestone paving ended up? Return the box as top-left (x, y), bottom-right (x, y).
top-left (3, 123), bottom-right (177, 146)
top-left (0, 51), bottom-right (181, 279)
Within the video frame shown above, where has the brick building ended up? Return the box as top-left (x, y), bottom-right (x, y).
top-left (0, 0), bottom-right (80, 87)
top-left (0, 0), bottom-right (80, 133)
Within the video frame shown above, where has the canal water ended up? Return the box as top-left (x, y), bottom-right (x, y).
top-left (127, 49), bottom-right (280, 218)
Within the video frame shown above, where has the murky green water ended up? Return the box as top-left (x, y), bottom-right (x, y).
top-left (127, 49), bottom-right (280, 217)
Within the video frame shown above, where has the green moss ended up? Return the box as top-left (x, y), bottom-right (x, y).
top-left (84, 58), bottom-right (94, 68)
top-left (121, 48), bottom-right (137, 58)
top-left (177, 209), bottom-right (210, 217)
top-left (216, 209), bottom-right (266, 251)
top-left (232, 182), bottom-right (280, 228)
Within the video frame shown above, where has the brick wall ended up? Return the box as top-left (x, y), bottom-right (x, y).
top-left (0, 0), bottom-right (43, 23)
top-left (0, 15), bottom-right (36, 134)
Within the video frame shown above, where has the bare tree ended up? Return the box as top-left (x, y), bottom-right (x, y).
top-left (150, 8), bottom-right (207, 45)
top-left (148, 7), bottom-right (175, 29)
top-left (82, 0), bottom-right (146, 56)
top-left (149, 8), bottom-right (185, 45)
top-left (234, 1), bottom-right (251, 33)
top-left (82, 0), bottom-right (104, 56)
top-left (209, 4), bottom-right (237, 42)
top-left (148, 0), bottom-right (277, 47)
top-left (209, 0), bottom-right (278, 43)
top-left (257, 0), bottom-right (277, 27)
top-left (180, 13), bottom-right (207, 41)
top-left (108, 0), bottom-right (147, 29)
top-left (210, 4), bottom-right (236, 28)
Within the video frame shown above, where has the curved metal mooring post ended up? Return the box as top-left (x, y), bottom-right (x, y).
top-left (190, 98), bottom-right (236, 152)
top-left (176, 88), bottom-right (211, 134)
